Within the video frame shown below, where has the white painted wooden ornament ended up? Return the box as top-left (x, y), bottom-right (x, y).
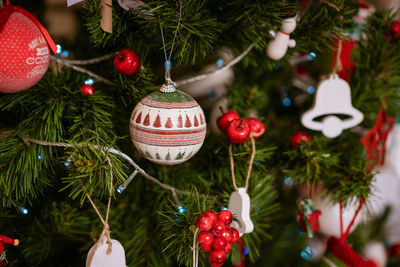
top-left (266, 17), bottom-right (297, 60)
top-left (86, 236), bottom-right (127, 267)
top-left (301, 74), bottom-right (363, 138)
top-left (67, 0), bottom-right (83, 7)
top-left (386, 122), bottom-right (400, 177)
top-left (228, 188), bottom-right (254, 236)
top-left (312, 193), bottom-right (362, 238)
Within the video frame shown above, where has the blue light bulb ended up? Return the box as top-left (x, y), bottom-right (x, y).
top-left (19, 206), bottom-right (28, 215)
top-left (85, 79), bottom-right (94, 85)
top-left (60, 50), bottom-right (69, 58)
top-left (64, 161), bottom-right (71, 167)
top-left (282, 97), bottom-right (292, 107)
top-left (307, 86), bottom-right (315, 94)
top-left (37, 154), bottom-right (42, 160)
top-left (177, 205), bottom-right (186, 214)
top-left (220, 207), bottom-right (228, 210)
top-left (300, 246), bottom-right (315, 260)
top-left (216, 58), bottom-right (224, 68)
top-left (244, 247), bottom-right (249, 255)
top-left (309, 52), bottom-right (317, 59)
top-left (117, 185), bottom-right (125, 194)
top-left (284, 176), bottom-right (294, 186)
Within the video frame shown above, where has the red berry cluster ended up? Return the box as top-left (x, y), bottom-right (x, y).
top-left (196, 210), bottom-right (239, 267)
top-left (217, 109), bottom-right (266, 144)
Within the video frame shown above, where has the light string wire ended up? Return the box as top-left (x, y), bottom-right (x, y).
top-left (19, 136), bottom-right (214, 200)
top-left (159, 1), bottom-right (183, 83)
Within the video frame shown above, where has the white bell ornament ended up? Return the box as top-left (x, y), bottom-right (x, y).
top-left (301, 74), bottom-right (363, 138)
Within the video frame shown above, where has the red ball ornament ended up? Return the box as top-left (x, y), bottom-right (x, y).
top-left (217, 109), bottom-right (240, 131)
top-left (247, 117), bottom-right (266, 139)
top-left (230, 227), bottom-right (240, 243)
top-left (201, 245), bottom-right (212, 253)
top-left (203, 210), bottom-right (218, 224)
top-left (113, 49), bottom-right (140, 75)
top-left (221, 228), bottom-right (233, 243)
top-left (196, 215), bottom-right (213, 231)
top-left (218, 210), bottom-right (233, 226)
top-left (225, 242), bottom-right (232, 254)
top-left (392, 21), bottom-right (400, 35)
top-left (211, 220), bottom-right (226, 237)
top-left (209, 250), bottom-right (226, 265)
top-left (81, 84), bottom-right (94, 96)
top-left (0, 3), bottom-right (57, 93)
top-left (198, 231), bottom-right (214, 247)
top-left (290, 131), bottom-right (312, 147)
top-left (226, 119), bottom-right (251, 144)
top-left (212, 237), bottom-right (228, 251)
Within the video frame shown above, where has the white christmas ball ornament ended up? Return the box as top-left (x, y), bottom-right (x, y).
top-left (130, 83), bottom-right (207, 165)
top-left (312, 193), bottom-right (362, 238)
top-left (362, 241), bottom-right (387, 267)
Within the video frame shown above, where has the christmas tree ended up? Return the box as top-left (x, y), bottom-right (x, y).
top-left (1, 0), bottom-right (400, 266)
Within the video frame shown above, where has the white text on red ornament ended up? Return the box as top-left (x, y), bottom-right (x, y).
top-left (28, 37), bottom-right (47, 51)
top-left (26, 65), bottom-right (48, 79)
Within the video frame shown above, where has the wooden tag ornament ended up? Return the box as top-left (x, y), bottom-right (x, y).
top-left (228, 188), bottom-right (254, 236)
top-left (86, 236), bottom-right (126, 267)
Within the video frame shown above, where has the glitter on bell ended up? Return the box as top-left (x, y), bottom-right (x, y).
top-left (129, 83), bottom-right (207, 165)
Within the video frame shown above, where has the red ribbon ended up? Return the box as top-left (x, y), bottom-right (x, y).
top-left (0, 2), bottom-right (57, 54)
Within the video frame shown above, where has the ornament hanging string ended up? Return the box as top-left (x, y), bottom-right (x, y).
top-left (85, 150), bottom-right (114, 265)
top-left (192, 227), bottom-right (200, 267)
top-left (0, 1), bottom-right (57, 54)
top-left (338, 198), bottom-right (365, 242)
top-left (159, 1), bottom-right (183, 84)
top-left (229, 136), bottom-right (258, 191)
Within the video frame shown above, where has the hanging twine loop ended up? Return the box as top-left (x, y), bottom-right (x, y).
top-left (159, 1), bottom-right (182, 91)
top-left (191, 228), bottom-right (200, 267)
top-left (84, 150), bottom-right (114, 265)
top-left (229, 135), bottom-right (257, 191)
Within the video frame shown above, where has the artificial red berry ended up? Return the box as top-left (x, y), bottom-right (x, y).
top-left (222, 228), bottom-right (233, 243)
top-left (290, 131), bottom-right (312, 147)
top-left (198, 231), bottom-right (214, 247)
top-left (225, 242), bottom-right (232, 254)
top-left (209, 250), bottom-right (226, 265)
top-left (196, 215), bottom-right (213, 231)
top-left (201, 244), bottom-right (212, 253)
top-left (113, 49), bottom-right (140, 75)
top-left (211, 220), bottom-right (226, 237)
top-left (226, 119), bottom-right (251, 144)
top-left (247, 117), bottom-right (266, 139)
top-left (218, 210), bottom-right (233, 226)
top-left (81, 84), bottom-right (94, 96)
top-left (217, 109), bottom-right (240, 131)
top-left (203, 210), bottom-right (217, 224)
top-left (212, 237), bottom-right (227, 251)
top-left (392, 21), bottom-right (400, 35)
top-left (230, 227), bottom-right (240, 243)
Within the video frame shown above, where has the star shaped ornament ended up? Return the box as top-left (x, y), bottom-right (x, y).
top-left (361, 108), bottom-right (396, 166)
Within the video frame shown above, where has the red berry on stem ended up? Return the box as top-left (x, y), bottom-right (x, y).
top-left (222, 228), bottom-right (233, 242)
top-left (81, 84), bottom-right (94, 96)
top-left (225, 242), bottom-right (232, 253)
top-left (247, 117), bottom-right (266, 139)
top-left (211, 220), bottom-right (226, 237)
top-left (226, 119), bottom-right (251, 144)
top-left (198, 231), bottom-right (214, 247)
top-left (196, 215), bottom-right (213, 231)
top-left (230, 227), bottom-right (240, 243)
top-left (290, 131), bottom-right (312, 147)
top-left (212, 237), bottom-right (228, 251)
top-left (113, 49), bottom-right (140, 75)
top-left (218, 210), bottom-right (233, 226)
top-left (203, 210), bottom-right (217, 224)
top-left (209, 250), bottom-right (226, 265)
top-left (217, 108), bottom-right (240, 131)
top-left (201, 244), bottom-right (212, 253)
top-left (392, 21), bottom-right (400, 35)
